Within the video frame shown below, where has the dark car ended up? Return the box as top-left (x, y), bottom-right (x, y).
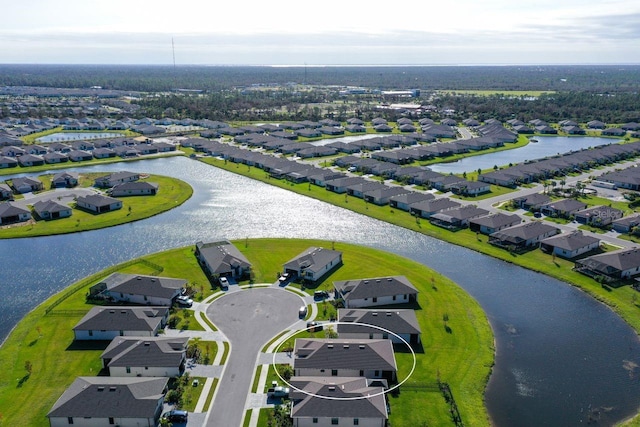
top-left (313, 290), bottom-right (329, 300)
top-left (307, 321), bottom-right (323, 332)
top-left (162, 409), bottom-right (188, 423)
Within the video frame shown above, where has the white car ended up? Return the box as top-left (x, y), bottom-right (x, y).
top-left (219, 277), bottom-right (229, 289)
top-left (175, 295), bottom-right (193, 307)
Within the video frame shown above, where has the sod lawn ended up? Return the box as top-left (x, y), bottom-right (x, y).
top-left (0, 238), bottom-right (493, 427)
top-left (0, 173), bottom-right (192, 238)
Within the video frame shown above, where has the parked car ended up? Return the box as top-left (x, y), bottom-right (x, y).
top-left (219, 276), bottom-right (229, 289)
top-left (534, 212), bottom-right (542, 218)
top-left (278, 272), bottom-right (291, 282)
top-left (313, 290), bottom-right (329, 300)
top-left (175, 295), bottom-right (193, 307)
top-left (267, 386), bottom-right (290, 398)
top-left (299, 305), bottom-right (308, 318)
top-left (307, 321), bottom-right (323, 332)
top-left (162, 409), bottom-right (188, 422)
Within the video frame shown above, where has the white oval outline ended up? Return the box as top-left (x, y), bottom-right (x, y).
top-left (272, 320), bottom-right (416, 401)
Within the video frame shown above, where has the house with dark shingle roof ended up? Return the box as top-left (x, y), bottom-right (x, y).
top-left (293, 338), bottom-right (397, 380)
top-left (574, 205), bottom-right (623, 227)
top-left (76, 194), bottom-right (122, 214)
top-left (575, 247), bottom-right (640, 280)
top-left (363, 186), bottom-right (410, 206)
top-left (11, 176), bottom-right (44, 193)
top-left (540, 199), bottom-right (588, 218)
top-left (0, 201), bottom-right (31, 224)
top-left (33, 199), bottom-right (72, 220)
top-left (334, 276), bottom-right (418, 308)
top-left (73, 306), bottom-right (169, 340)
top-left (51, 172), bottom-right (79, 188)
top-left (429, 205), bottom-right (490, 229)
top-left (489, 221), bottom-right (561, 250)
top-left (101, 336), bottom-right (188, 377)
top-left (409, 198), bottom-right (461, 218)
top-left (513, 193), bottom-right (552, 211)
top-left (283, 247), bottom-right (342, 283)
top-left (540, 231), bottom-right (600, 259)
top-left (612, 213), bottom-right (640, 233)
top-left (289, 376), bottom-right (388, 427)
top-left (47, 376), bottom-right (168, 427)
top-left (110, 181), bottom-right (158, 197)
top-left (469, 213), bottom-right (522, 235)
top-left (389, 191), bottom-right (434, 211)
top-left (0, 183), bottom-right (12, 200)
top-left (89, 273), bottom-right (186, 307)
top-left (195, 239), bottom-right (252, 280)
top-left (338, 308), bottom-right (421, 345)
top-left (94, 171), bottom-right (140, 188)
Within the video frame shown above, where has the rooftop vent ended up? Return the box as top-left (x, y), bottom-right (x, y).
top-left (386, 312), bottom-right (392, 316)
top-left (327, 344), bottom-right (334, 349)
top-left (372, 312), bottom-right (378, 316)
top-left (109, 387), bottom-right (117, 392)
top-left (343, 345), bottom-right (349, 349)
top-left (109, 310), bottom-right (115, 314)
top-left (376, 280), bottom-right (381, 283)
top-left (359, 345), bottom-right (365, 349)
top-left (144, 342), bottom-right (151, 346)
top-left (97, 386), bottom-right (105, 392)
top-left (328, 386), bottom-right (336, 391)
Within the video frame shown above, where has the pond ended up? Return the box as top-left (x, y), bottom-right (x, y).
top-left (0, 157), bottom-right (638, 426)
top-left (428, 136), bottom-right (621, 174)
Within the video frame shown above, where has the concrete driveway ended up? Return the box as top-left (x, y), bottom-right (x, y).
top-left (204, 287), bottom-right (304, 427)
top-left (13, 187), bottom-right (97, 208)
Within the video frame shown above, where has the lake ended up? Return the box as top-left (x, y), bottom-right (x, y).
top-left (36, 132), bottom-right (123, 143)
top-left (0, 157), bottom-right (638, 426)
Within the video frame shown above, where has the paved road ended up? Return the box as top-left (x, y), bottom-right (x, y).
top-left (204, 287), bottom-right (304, 427)
top-left (13, 187), bottom-right (98, 209)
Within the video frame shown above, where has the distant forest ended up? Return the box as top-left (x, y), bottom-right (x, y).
top-left (1, 64), bottom-right (640, 93)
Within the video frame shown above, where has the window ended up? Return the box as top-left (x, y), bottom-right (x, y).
top-left (67, 417), bottom-right (74, 425)
top-left (354, 419), bottom-right (359, 426)
top-left (331, 369), bottom-right (338, 376)
top-left (119, 330), bottom-right (124, 336)
top-left (126, 367), bottom-right (131, 374)
top-left (392, 295), bottom-right (396, 301)
top-left (109, 418), bottom-right (115, 425)
top-left (359, 370), bottom-right (364, 376)
top-left (372, 297), bottom-right (377, 303)
top-left (313, 418), bottom-right (318, 424)
top-left (88, 330), bottom-right (93, 337)
top-left (331, 418), bottom-right (339, 425)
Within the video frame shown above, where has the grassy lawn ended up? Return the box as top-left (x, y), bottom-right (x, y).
top-left (0, 238), bottom-right (493, 427)
top-left (0, 174), bottom-right (192, 238)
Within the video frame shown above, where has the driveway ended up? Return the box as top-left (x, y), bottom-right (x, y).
top-left (204, 287), bottom-right (304, 427)
top-left (13, 187), bottom-right (97, 208)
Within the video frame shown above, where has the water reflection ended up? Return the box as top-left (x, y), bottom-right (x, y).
top-left (0, 157), bottom-right (638, 426)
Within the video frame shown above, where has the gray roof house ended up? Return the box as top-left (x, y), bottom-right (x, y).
top-left (51, 172), bottom-right (79, 188)
top-left (389, 191), bottom-right (434, 211)
top-left (76, 194), bottom-right (122, 214)
top-left (110, 181), bottom-right (159, 197)
top-left (0, 201), bottom-right (31, 225)
top-left (540, 231), bottom-right (600, 259)
top-left (0, 183), bottom-right (12, 200)
top-left (11, 176), bottom-right (44, 193)
top-left (100, 336), bottom-right (188, 377)
top-left (47, 376), bottom-right (168, 427)
top-left (575, 248), bottom-right (640, 281)
top-left (612, 213), bottom-right (640, 233)
top-left (338, 308), bottom-right (421, 345)
top-left (195, 240), bottom-right (252, 280)
top-left (469, 213), bottom-right (522, 235)
top-left (293, 338), bottom-right (397, 381)
top-left (513, 193), bottom-right (552, 211)
top-left (429, 205), bottom-right (489, 229)
top-left (409, 198), bottom-right (461, 218)
top-left (540, 199), bottom-right (588, 218)
top-left (283, 247), bottom-right (342, 283)
top-left (94, 171), bottom-right (140, 188)
top-left (363, 186), bottom-right (410, 206)
top-left (33, 199), bottom-right (72, 220)
top-left (489, 221), bottom-right (561, 250)
top-left (574, 205), bottom-right (623, 227)
top-left (73, 306), bottom-right (169, 341)
top-left (89, 273), bottom-right (186, 307)
top-left (289, 376), bottom-right (388, 427)
top-left (334, 276), bottom-right (418, 309)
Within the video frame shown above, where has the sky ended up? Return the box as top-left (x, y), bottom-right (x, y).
top-left (1, 0), bottom-right (639, 65)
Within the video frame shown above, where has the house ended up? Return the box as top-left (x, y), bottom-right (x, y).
top-left (338, 308), bottom-right (421, 345)
top-left (11, 176), bottom-right (44, 193)
top-left (389, 191), bottom-right (434, 211)
top-left (195, 240), bottom-right (252, 280)
top-left (32, 199), bottom-right (72, 220)
top-left (489, 221), bottom-right (561, 250)
top-left (293, 338), bottom-right (397, 381)
top-left (450, 180), bottom-right (491, 196)
top-left (94, 171), bottom-right (140, 188)
top-left (51, 172), bottom-right (79, 188)
top-left (110, 181), bottom-right (159, 197)
top-left (540, 231), bottom-right (600, 259)
top-left (0, 183), bottom-right (12, 200)
top-left (67, 149), bottom-right (94, 162)
top-left (325, 177), bottom-right (366, 194)
top-left (100, 336), bottom-right (188, 377)
top-left (17, 153), bottom-right (45, 167)
top-left (283, 247), bottom-right (343, 283)
top-left (469, 213), bottom-right (522, 235)
top-left (0, 201), bottom-right (32, 225)
top-left (76, 194), bottom-right (122, 213)
top-left (289, 376), bottom-right (388, 427)
top-left (72, 306), bottom-right (170, 340)
top-left (46, 376), bottom-right (168, 427)
top-left (513, 193), bottom-right (552, 211)
top-left (43, 152), bottom-right (69, 164)
top-left (89, 273), bottom-right (186, 306)
top-left (575, 248), bottom-right (640, 280)
top-left (574, 205), bottom-right (623, 227)
top-left (363, 186), bottom-right (409, 206)
top-left (540, 199), bottom-right (588, 218)
top-left (334, 276), bottom-right (418, 308)
top-left (409, 198), bottom-right (461, 218)
top-left (429, 205), bottom-right (490, 229)
top-left (612, 214), bottom-right (640, 233)
top-left (0, 156), bottom-right (18, 168)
